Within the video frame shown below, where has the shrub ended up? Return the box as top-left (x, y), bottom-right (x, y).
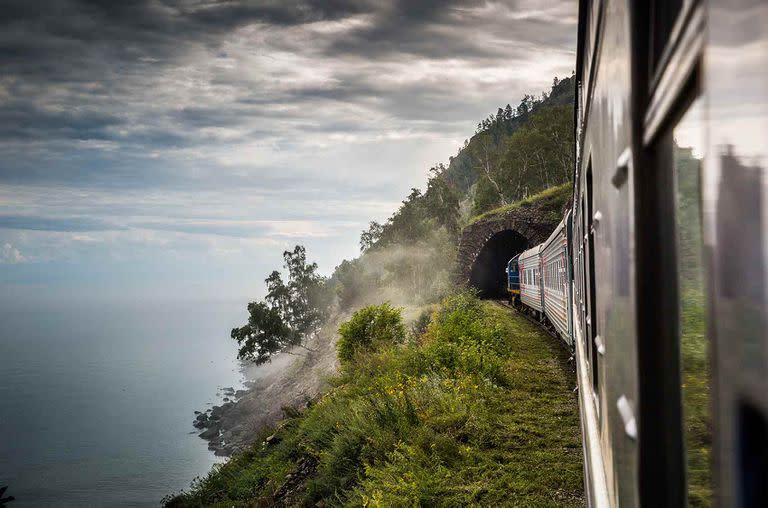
top-left (337, 304), bottom-right (407, 363)
top-left (410, 308), bottom-right (433, 338)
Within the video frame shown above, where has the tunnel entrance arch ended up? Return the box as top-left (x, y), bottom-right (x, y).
top-left (456, 203), bottom-right (563, 298)
top-left (468, 230), bottom-right (528, 298)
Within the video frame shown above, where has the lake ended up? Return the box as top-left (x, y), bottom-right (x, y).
top-left (0, 299), bottom-right (250, 506)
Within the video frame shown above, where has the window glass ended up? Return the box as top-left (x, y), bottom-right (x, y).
top-left (673, 97), bottom-right (712, 506)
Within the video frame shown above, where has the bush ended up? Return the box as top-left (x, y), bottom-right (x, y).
top-left (337, 304), bottom-right (407, 363)
top-left (410, 308), bottom-right (433, 338)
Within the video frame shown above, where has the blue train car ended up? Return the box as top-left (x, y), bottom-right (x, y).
top-left (506, 254), bottom-right (521, 302)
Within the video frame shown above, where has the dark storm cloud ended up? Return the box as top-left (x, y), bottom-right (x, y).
top-left (324, 0), bottom-right (500, 59)
top-left (0, 0), bottom-right (576, 193)
top-left (0, 0), bottom-right (375, 88)
top-left (0, 101), bottom-right (123, 141)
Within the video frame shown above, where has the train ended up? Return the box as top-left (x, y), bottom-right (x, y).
top-left (500, 1), bottom-right (768, 506)
top-left (506, 214), bottom-right (573, 347)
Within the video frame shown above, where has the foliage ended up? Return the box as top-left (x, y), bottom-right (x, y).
top-left (441, 74), bottom-right (575, 195)
top-left (359, 222), bottom-right (383, 253)
top-left (468, 181), bottom-right (573, 225)
top-left (472, 105), bottom-right (574, 215)
top-left (360, 164), bottom-right (461, 253)
top-left (337, 304), bottom-right (407, 364)
top-left (168, 293), bottom-right (583, 507)
top-left (410, 308), bottom-right (433, 338)
top-left (231, 246), bottom-right (331, 364)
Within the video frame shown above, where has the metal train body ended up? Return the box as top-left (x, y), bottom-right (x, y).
top-left (514, 216), bottom-right (574, 347)
top-left (505, 254), bottom-right (521, 301)
top-left (518, 245), bottom-right (544, 313)
top-left (507, 1), bottom-right (768, 505)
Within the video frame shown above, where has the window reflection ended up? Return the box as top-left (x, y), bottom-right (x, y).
top-left (673, 98), bottom-right (712, 506)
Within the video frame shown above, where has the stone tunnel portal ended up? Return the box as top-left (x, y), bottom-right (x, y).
top-left (468, 230), bottom-right (529, 298)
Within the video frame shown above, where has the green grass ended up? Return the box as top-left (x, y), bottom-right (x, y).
top-left (680, 289), bottom-right (712, 507)
top-left (165, 292), bottom-right (583, 507)
top-left (467, 182), bottom-right (573, 226)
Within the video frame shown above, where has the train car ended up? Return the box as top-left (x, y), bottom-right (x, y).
top-left (573, 0), bottom-right (768, 506)
top-left (518, 245), bottom-right (543, 314)
top-left (540, 214), bottom-right (572, 347)
top-left (506, 254), bottom-right (521, 303)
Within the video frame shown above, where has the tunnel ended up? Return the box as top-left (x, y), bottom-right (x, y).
top-left (468, 230), bottom-right (529, 298)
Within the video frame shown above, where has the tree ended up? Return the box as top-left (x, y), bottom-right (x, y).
top-left (359, 221), bottom-right (383, 252)
top-left (471, 130), bottom-right (508, 206)
top-left (499, 104), bottom-right (573, 202)
top-left (231, 246), bottom-right (330, 364)
top-left (423, 164), bottom-right (460, 234)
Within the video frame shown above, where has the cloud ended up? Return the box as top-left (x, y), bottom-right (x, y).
top-left (0, 0), bottom-right (577, 297)
top-left (0, 215), bottom-right (122, 232)
top-left (1, 243), bottom-right (26, 264)
top-left (0, 0), bottom-right (576, 176)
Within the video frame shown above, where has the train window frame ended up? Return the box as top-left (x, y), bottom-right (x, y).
top-left (643, 0), bottom-right (705, 147)
top-left (637, 52), bottom-right (704, 503)
top-left (649, 0), bottom-right (698, 86)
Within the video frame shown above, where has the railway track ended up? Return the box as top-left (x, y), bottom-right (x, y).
top-left (492, 299), bottom-right (561, 342)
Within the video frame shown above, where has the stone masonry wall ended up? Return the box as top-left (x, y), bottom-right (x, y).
top-left (457, 202), bottom-right (566, 285)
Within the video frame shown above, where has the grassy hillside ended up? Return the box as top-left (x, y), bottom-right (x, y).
top-left (165, 293), bottom-right (583, 507)
top-left (467, 182), bottom-right (573, 226)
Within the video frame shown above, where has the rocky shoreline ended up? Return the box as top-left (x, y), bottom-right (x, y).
top-left (192, 387), bottom-right (247, 455)
top-left (190, 323), bottom-right (339, 457)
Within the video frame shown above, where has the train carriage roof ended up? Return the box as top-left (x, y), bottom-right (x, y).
top-left (542, 216), bottom-right (568, 251)
top-left (518, 244), bottom-right (542, 264)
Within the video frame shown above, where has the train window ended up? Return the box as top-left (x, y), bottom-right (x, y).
top-left (671, 97), bottom-right (712, 504)
top-left (580, 196), bottom-right (589, 343)
top-left (586, 165), bottom-right (599, 395)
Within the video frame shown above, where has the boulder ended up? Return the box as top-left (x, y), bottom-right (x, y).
top-left (199, 426), bottom-right (220, 440)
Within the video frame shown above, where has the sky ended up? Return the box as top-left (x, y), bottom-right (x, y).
top-left (0, 0), bottom-right (577, 305)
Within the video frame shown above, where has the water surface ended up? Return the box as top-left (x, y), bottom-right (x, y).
top-left (0, 299), bottom-right (248, 506)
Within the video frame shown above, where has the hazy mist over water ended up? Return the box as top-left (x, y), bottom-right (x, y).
top-left (0, 299), bottom-right (249, 506)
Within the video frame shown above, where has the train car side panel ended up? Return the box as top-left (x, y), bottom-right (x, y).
top-left (519, 246), bottom-right (544, 312)
top-left (574, 0), bottom-right (638, 505)
top-left (541, 218), bottom-right (572, 345)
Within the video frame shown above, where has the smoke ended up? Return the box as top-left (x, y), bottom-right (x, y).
top-left (332, 228), bottom-right (456, 322)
